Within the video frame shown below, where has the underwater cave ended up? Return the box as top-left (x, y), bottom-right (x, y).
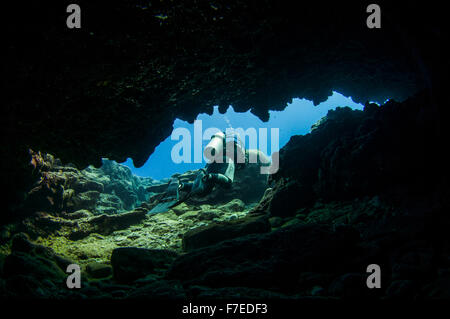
top-left (1, 0), bottom-right (449, 310)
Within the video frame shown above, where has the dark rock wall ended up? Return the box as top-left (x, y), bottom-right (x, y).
top-left (269, 91), bottom-right (442, 208)
top-left (164, 95), bottom-right (450, 299)
top-left (1, 88), bottom-right (449, 300)
top-left (1, 1), bottom-right (448, 299)
top-left (2, 1), bottom-right (447, 218)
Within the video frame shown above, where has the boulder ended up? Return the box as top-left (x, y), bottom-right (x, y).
top-left (73, 178), bottom-right (104, 193)
top-left (104, 181), bottom-right (137, 210)
top-left (68, 190), bottom-right (100, 212)
top-left (96, 193), bottom-right (124, 214)
top-left (3, 252), bottom-right (66, 283)
top-left (197, 210), bottom-right (220, 221)
top-left (273, 96), bottom-right (439, 205)
top-left (268, 216), bottom-right (283, 228)
top-left (111, 247), bottom-right (178, 284)
top-left (182, 215), bottom-right (271, 251)
top-left (10, 233), bottom-right (74, 271)
top-left (2, 234), bottom-right (73, 297)
top-left (25, 178), bottom-right (65, 214)
top-left (11, 232), bottom-right (34, 253)
top-left (19, 156), bottom-right (154, 229)
top-left (179, 210), bottom-right (201, 220)
top-left (86, 262), bottom-right (112, 279)
top-left (65, 209), bottom-right (92, 219)
top-left (169, 223), bottom-right (363, 292)
top-left (219, 199), bottom-right (246, 212)
top-left (171, 202), bottom-right (191, 216)
top-left (268, 180), bottom-right (315, 217)
top-left (68, 208), bottom-right (147, 239)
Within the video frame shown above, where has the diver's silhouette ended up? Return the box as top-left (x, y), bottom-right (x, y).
top-left (148, 131), bottom-right (270, 214)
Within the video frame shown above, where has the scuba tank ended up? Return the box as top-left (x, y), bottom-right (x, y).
top-left (204, 131), bottom-right (225, 163)
top-left (224, 131), bottom-right (246, 164)
top-left (204, 130), bottom-right (246, 164)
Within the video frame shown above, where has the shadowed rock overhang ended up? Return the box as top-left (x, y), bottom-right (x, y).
top-left (2, 1), bottom-right (447, 215)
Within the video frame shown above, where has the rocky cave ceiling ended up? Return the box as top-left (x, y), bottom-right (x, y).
top-left (3, 1), bottom-right (445, 171)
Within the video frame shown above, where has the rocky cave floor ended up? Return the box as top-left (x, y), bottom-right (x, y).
top-left (1, 184), bottom-right (448, 300)
top-left (1, 96), bottom-right (449, 299)
top-left (20, 200), bottom-right (254, 268)
top-left (1, 192), bottom-right (413, 300)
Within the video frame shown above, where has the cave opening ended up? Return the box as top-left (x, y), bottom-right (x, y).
top-left (71, 90), bottom-right (367, 218)
top-left (1, 0), bottom-right (446, 302)
top-left (122, 91), bottom-right (364, 180)
top-left (75, 91), bottom-right (364, 217)
top-left (21, 91), bottom-right (366, 220)
top-left (9, 90), bottom-right (368, 260)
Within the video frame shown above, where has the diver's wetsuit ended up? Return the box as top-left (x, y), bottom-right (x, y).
top-left (177, 130), bottom-right (271, 200)
top-left (149, 131), bottom-right (271, 213)
top-left (179, 156), bottom-right (235, 197)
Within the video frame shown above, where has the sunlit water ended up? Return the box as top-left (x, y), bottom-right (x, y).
top-left (122, 91), bottom-right (364, 179)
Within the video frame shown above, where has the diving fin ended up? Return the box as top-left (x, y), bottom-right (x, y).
top-left (148, 200), bottom-right (179, 214)
top-left (148, 177), bottom-right (185, 214)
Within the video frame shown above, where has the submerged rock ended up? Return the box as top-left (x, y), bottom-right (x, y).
top-left (3, 252), bottom-right (66, 283)
top-left (69, 190), bottom-right (101, 212)
top-left (219, 199), bottom-right (246, 212)
top-left (1, 233), bottom-right (74, 297)
top-left (11, 233), bottom-right (74, 270)
top-left (2, 94), bottom-right (444, 299)
top-left (182, 214), bottom-right (271, 251)
top-left (272, 94), bottom-right (440, 206)
top-left (65, 209), bottom-right (92, 220)
top-left (20, 155), bottom-right (159, 225)
top-left (168, 223), bottom-right (363, 292)
top-left (68, 208), bottom-right (148, 240)
top-left (171, 202), bottom-right (190, 216)
top-left (268, 216), bottom-right (283, 228)
top-left (111, 247), bottom-right (178, 284)
top-left (86, 262), bottom-right (112, 279)
top-left (268, 180), bottom-right (315, 218)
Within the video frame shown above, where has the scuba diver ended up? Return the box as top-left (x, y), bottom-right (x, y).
top-left (148, 130), bottom-right (271, 214)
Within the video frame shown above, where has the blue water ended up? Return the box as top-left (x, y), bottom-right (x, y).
top-left (122, 91), bottom-right (364, 179)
